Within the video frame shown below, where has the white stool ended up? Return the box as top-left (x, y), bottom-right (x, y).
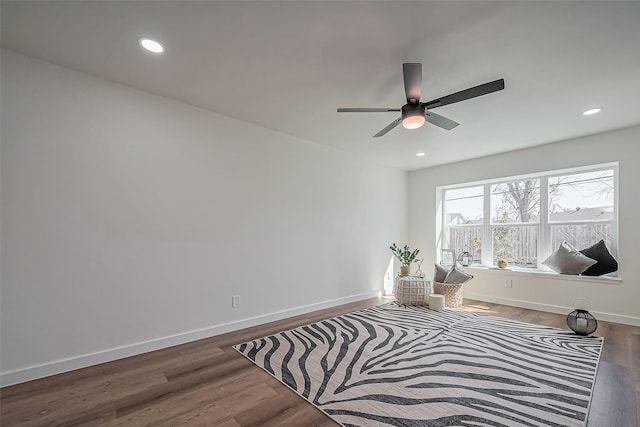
top-left (428, 294), bottom-right (445, 311)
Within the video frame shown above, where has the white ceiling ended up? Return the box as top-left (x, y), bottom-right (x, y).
top-left (2, 1), bottom-right (640, 171)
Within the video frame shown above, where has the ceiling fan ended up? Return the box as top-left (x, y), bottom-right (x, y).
top-left (337, 63), bottom-right (504, 137)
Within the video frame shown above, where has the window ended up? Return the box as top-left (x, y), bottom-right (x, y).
top-left (548, 170), bottom-right (614, 251)
top-left (441, 164), bottom-right (617, 270)
top-left (444, 186), bottom-right (483, 264)
top-left (491, 179), bottom-right (540, 268)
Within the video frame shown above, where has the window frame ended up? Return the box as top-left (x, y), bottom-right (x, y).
top-left (440, 163), bottom-right (618, 271)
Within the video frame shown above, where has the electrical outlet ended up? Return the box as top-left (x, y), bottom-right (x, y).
top-left (505, 279), bottom-right (513, 289)
top-left (232, 295), bottom-right (240, 308)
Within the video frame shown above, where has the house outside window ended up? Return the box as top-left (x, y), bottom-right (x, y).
top-left (442, 164), bottom-right (617, 270)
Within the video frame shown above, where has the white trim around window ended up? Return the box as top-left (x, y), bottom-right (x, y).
top-left (438, 162), bottom-right (618, 273)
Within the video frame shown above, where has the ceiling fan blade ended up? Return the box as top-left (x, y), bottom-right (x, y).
top-left (423, 79), bottom-right (505, 109)
top-left (337, 108), bottom-right (401, 113)
top-left (403, 63), bottom-right (422, 103)
top-left (425, 111), bottom-right (459, 131)
top-left (373, 117), bottom-right (402, 138)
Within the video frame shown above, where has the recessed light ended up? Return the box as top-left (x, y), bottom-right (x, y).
top-left (583, 108), bottom-right (602, 116)
top-left (416, 152), bottom-right (426, 157)
top-left (138, 38), bottom-right (164, 54)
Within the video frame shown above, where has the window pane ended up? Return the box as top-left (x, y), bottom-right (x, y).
top-left (549, 170), bottom-right (614, 221)
top-left (445, 186), bottom-right (483, 225)
top-left (550, 223), bottom-right (612, 251)
top-left (493, 226), bottom-right (538, 268)
top-left (491, 180), bottom-right (540, 223)
top-left (447, 227), bottom-right (482, 264)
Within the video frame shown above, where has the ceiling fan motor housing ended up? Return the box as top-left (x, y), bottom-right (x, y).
top-left (401, 103), bottom-right (426, 129)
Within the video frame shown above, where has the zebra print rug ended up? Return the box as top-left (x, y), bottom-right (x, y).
top-left (234, 303), bottom-right (603, 426)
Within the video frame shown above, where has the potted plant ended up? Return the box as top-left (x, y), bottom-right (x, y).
top-left (390, 243), bottom-right (420, 276)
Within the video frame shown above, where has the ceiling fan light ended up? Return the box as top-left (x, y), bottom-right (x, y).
top-left (402, 109), bottom-right (425, 130)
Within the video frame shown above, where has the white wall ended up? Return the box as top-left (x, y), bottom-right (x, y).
top-left (409, 125), bottom-right (640, 324)
top-left (0, 50), bottom-right (408, 385)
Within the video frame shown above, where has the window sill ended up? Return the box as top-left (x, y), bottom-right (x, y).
top-left (465, 265), bottom-right (621, 285)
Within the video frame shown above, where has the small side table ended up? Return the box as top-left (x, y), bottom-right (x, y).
top-left (394, 276), bottom-right (432, 306)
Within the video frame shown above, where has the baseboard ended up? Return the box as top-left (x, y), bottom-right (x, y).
top-left (0, 290), bottom-right (381, 387)
top-left (464, 292), bottom-right (640, 327)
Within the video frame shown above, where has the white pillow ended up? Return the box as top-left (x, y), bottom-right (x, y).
top-left (542, 241), bottom-right (597, 275)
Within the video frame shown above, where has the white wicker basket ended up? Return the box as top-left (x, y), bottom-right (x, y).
top-left (433, 282), bottom-right (464, 308)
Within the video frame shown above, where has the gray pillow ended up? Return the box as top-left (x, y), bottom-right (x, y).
top-left (434, 263), bottom-right (449, 282)
top-left (443, 267), bottom-right (473, 284)
top-left (542, 241), bottom-right (597, 275)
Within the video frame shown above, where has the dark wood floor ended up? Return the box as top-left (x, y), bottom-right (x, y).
top-left (1, 298), bottom-right (638, 426)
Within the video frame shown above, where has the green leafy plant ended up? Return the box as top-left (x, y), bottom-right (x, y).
top-left (389, 243), bottom-right (420, 266)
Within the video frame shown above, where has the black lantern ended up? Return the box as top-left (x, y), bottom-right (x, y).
top-left (567, 309), bottom-right (598, 336)
top-left (457, 251), bottom-right (474, 267)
